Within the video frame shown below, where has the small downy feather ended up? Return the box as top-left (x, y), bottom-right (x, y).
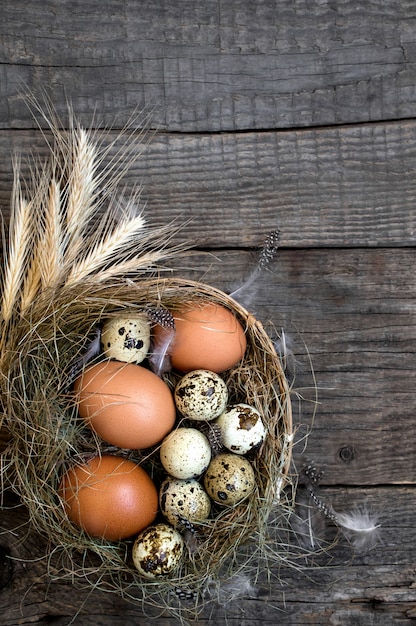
top-left (333, 507), bottom-right (381, 552)
top-left (67, 326), bottom-right (102, 381)
top-left (148, 326), bottom-right (175, 377)
top-left (206, 573), bottom-right (258, 606)
top-left (229, 230), bottom-right (279, 307)
top-left (297, 461), bottom-right (381, 552)
top-left (274, 329), bottom-right (296, 381)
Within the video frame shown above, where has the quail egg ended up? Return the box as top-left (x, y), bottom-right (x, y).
top-left (160, 427), bottom-right (211, 479)
top-left (174, 370), bottom-right (228, 421)
top-left (132, 523), bottom-right (184, 579)
top-left (159, 477), bottom-right (211, 527)
top-left (101, 315), bottom-right (150, 363)
top-left (203, 453), bottom-right (255, 506)
top-left (215, 403), bottom-right (266, 454)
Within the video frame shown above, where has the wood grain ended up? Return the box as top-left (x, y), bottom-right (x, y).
top-left (0, 121), bottom-right (415, 247)
top-left (0, 247), bottom-right (413, 482)
top-left (167, 247), bottom-right (416, 486)
top-left (0, 0), bottom-right (415, 623)
top-left (0, 487), bottom-right (414, 625)
top-left (1, 0), bottom-right (416, 131)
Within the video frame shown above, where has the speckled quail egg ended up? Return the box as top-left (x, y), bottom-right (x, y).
top-left (101, 315), bottom-right (150, 363)
top-left (160, 427), bottom-right (212, 479)
top-left (159, 477), bottom-right (211, 527)
top-left (203, 453), bottom-right (256, 506)
top-left (214, 403), bottom-right (266, 455)
top-left (132, 523), bottom-right (184, 579)
top-left (174, 370), bottom-right (228, 421)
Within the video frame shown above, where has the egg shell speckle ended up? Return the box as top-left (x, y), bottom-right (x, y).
top-left (159, 477), bottom-right (211, 527)
top-left (160, 428), bottom-right (212, 479)
top-left (132, 523), bottom-right (184, 579)
top-left (174, 370), bottom-right (228, 421)
top-left (101, 315), bottom-right (150, 363)
top-left (203, 453), bottom-right (256, 506)
top-left (215, 403), bottom-right (266, 454)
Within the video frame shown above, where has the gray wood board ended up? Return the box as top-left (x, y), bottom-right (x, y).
top-left (169, 247), bottom-right (416, 486)
top-left (1, 0), bottom-right (416, 131)
top-left (0, 121), bottom-right (415, 247)
top-left (1, 246), bottom-right (412, 487)
top-left (0, 486), bottom-right (413, 625)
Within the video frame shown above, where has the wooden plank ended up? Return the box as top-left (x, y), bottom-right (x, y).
top-left (0, 121), bottom-right (415, 247)
top-left (1, 0), bottom-right (416, 131)
top-left (169, 247), bottom-right (416, 485)
top-left (0, 487), bottom-right (414, 625)
top-left (0, 247), bottom-right (412, 486)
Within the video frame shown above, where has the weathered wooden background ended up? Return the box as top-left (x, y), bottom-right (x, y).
top-left (1, 1), bottom-right (416, 624)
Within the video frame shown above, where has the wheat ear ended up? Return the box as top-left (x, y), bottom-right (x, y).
top-left (64, 127), bottom-right (98, 262)
top-left (1, 158), bottom-right (34, 322)
top-left (65, 198), bottom-right (145, 286)
top-left (40, 178), bottom-right (64, 289)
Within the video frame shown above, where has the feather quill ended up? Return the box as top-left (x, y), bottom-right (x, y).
top-left (229, 230), bottom-right (279, 306)
top-left (298, 461), bottom-right (381, 552)
top-left (291, 490), bottom-right (327, 550)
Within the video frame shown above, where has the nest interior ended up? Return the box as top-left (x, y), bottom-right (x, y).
top-left (0, 275), bottom-right (293, 611)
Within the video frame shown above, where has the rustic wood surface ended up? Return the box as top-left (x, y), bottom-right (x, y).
top-left (1, 1), bottom-right (416, 624)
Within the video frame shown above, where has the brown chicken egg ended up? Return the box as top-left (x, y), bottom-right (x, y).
top-left (59, 455), bottom-right (158, 541)
top-left (153, 301), bottom-right (247, 373)
top-left (74, 360), bottom-right (176, 449)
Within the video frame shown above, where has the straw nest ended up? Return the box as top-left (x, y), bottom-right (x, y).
top-left (0, 114), bottom-right (293, 618)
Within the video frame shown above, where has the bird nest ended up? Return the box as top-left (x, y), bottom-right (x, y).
top-left (0, 115), bottom-right (293, 620)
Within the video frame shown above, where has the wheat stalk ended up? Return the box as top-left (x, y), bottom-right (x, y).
top-left (20, 166), bottom-right (57, 312)
top-left (64, 127), bottom-right (98, 262)
top-left (65, 208), bottom-right (146, 285)
top-left (0, 109), bottom-right (190, 348)
top-left (1, 158), bottom-right (34, 322)
top-left (41, 178), bottom-right (64, 289)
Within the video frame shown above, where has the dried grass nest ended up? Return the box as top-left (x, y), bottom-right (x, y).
top-left (0, 117), bottom-right (293, 616)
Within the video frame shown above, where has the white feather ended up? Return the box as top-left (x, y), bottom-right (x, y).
top-left (274, 329), bottom-right (296, 379)
top-left (148, 327), bottom-right (175, 377)
top-left (334, 506), bottom-right (381, 552)
top-left (67, 326), bottom-right (101, 380)
top-left (206, 573), bottom-right (257, 606)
